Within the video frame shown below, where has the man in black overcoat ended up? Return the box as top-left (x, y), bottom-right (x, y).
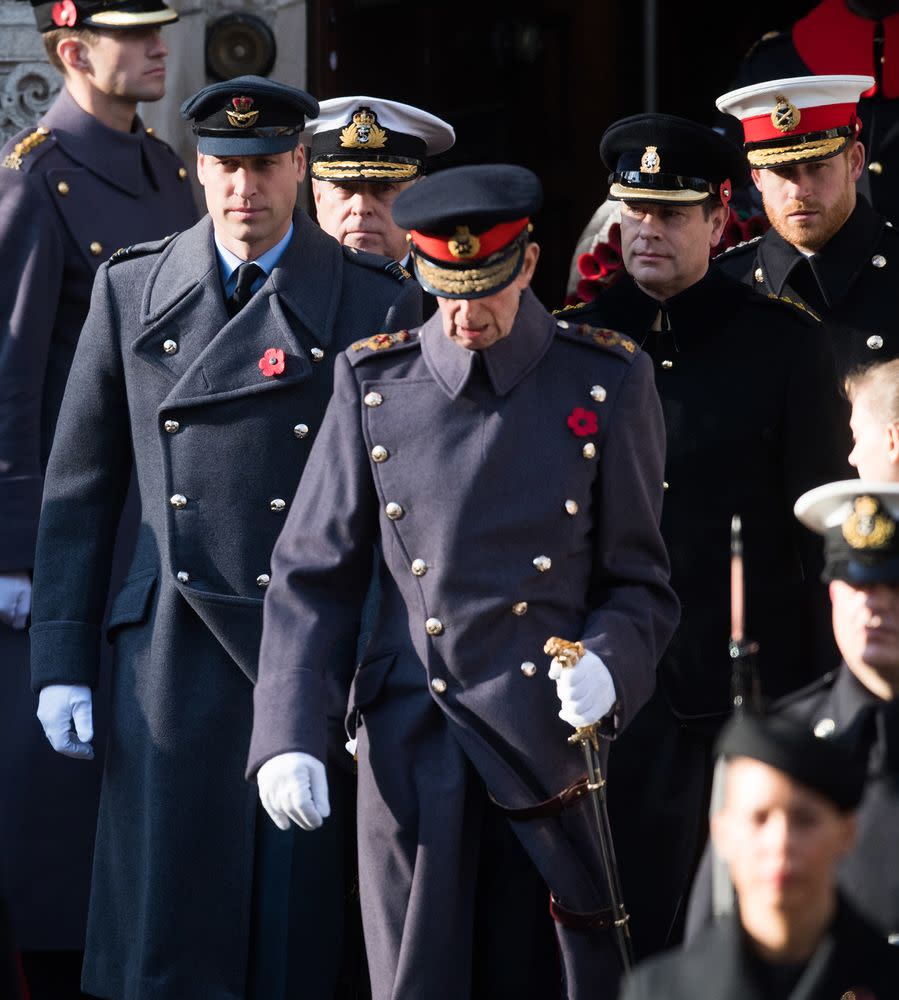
top-left (716, 74), bottom-right (899, 378)
top-left (557, 113), bottom-right (850, 960)
top-left (27, 76), bottom-right (421, 1000)
top-left (0, 1), bottom-right (196, 994)
top-left (621, 711), bottom-right (899, 1000)
top-left (246, 164), bottom-right (680, 999)
top-left (687, 479), bottom-right (899, 949)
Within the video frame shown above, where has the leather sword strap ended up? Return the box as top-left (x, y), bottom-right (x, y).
top-left (488, 774), bottom-right (590, 820)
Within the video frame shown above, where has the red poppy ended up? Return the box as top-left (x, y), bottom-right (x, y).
top-left (258, 348), bottom-right (285, 377)
top-left (567, 407), bottom-right (598, 437)
top-left (52, 0), bottom-right (77, 25)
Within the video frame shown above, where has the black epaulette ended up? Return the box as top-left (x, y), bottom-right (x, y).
top-left (348, 330), bottom-right (420, 363)
top-left (743, 28), bottom-right (782, 61)
top-left (1, 126), bottom-right (53, 171)
top-left (342, 245), bottom-right (412, 281)
top-left (556, 322), bottom-right (638, 363)
top-left (108, 232), bottom-right (179, 265)
top-left (770, 670), bottom-right (838, 714)
top-left (765, 292), bottom-right (821, 322)
top-left (551, 300), bottom-right (590, 317)
top-left (714, 235), bottom-right (763, 260)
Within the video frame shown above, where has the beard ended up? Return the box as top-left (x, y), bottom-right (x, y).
top-left (762, 174), bottom-right (856, 253)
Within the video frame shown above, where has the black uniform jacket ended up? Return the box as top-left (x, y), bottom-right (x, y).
top-left (687, 662), bottom-right (899, 943)
top-left (27, 210), bottom-right (421, 1000)
top-left (715, 197), bottom-right (899, 378)
top-left (559, 269), bottom-right (847, 720)
top-left (623, 897), bottom-right (899, 1000)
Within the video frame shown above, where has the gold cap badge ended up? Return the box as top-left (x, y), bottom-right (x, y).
top-left (340, 107), bottom-right (388, 149)
top-left (447, 226), bottom-right (481, 259)
top-left (842, 495), bottom-right (896, 550)
top-left (640, 145), bottom-right (661, 173)
top-left (771, 95), bottom-right (801, 134)
top-left (226, 96), bottom-right (259, 129)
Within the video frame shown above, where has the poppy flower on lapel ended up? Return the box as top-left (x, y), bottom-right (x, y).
top-left (52, 0), bottom-right (77, 25)
top-left (567, 407), bottom-right (598, 437)
top-left (258, 348), bottom-right (285, 377)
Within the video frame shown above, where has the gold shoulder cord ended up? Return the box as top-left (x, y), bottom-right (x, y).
top-left (2, 126), bottom-right (50, 170)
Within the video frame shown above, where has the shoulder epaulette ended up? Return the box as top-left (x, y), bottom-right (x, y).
top-left (552, 300), bottom-right (590, 317)
top-left (556, 322), bottom-right (638, 363)
top-left (765, 292), bottom-right (821, 322)
top-left (2, 126), bottom-right (51, 171)
top-left (743, 28), bottom-right (782, 60)
top-left (714, 234), bottom-right (763, 259)
top-left (348, 330), bottom-right (419, 361)
top-left (384, 259), bottom-right (413, 281)
top-left (342, 245), bottom-right (411, 281)
top-left (108, 231), bottom-right (179, 265)
top-left (770, 670), bottom-right (837, 713)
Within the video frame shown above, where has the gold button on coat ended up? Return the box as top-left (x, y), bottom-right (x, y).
top-left (371, 445), bottom-right (389, 463)
top-left (293, 423), bottom-right (309, 438)
top-left (90, 242), bottom-right (103, 256)
top-left (869, 160), bottom-right (884, 174)
top-left (814, 718), bottom-right (836, 739)
top-left (411, 559), bottom-right (428, 576)
top-left (430, 677), bottom-right (447, 694)
top-left (590, 385), bottom-right (606, 402)
top-left (385, 502), bottom-right (404, 520)
top-left (582, 442), bottom-right (596, 459)
top-left (257, 573), bottom-right (271, 588)
top-left (425, 617), bottom-right (444, 636)
top-left (176, 570), bottom-right (190, 584)
top-left (520, 661), bottom-right (537, 678)
top-left (364, 391), bottom-right (383, 407)
top-left (753, 267), bottom-right (764, 283)
top-left (163, 339), bottom-right (178, 355)
top-left (872, 254), bottom-right (887, 268)
top-left (178, 166), bottom-right (188, 180)
top-left (661, 359), bottom-right (674, 369)
top-left (867, 334), bottom-right (884, 350)
top-left (663, 481), bottom-right (669, 491)
top-left (533, 555), bottom-right (552, 572)
top-left (170, 493), bottom-right (187, 509)
top-left (145, 127), bottom-right (155, 135)
top-left (270, 498), bottom-right (286, 512)
top-left (564, 500), bottom-right (579, 516)
top-left (556, 320), bottom-right (569, 329)
top-left (56, 181), bottom-right (70, 196)
top-left (311, 348), bottom-right (325, 361)
top-left (512, 602), bottom-right (528, 616)
top-left (164, 419), bottom-right (180, 433)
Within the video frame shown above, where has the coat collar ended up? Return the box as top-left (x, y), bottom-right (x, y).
top-left (43, 87), bottom-right (158, 196)
top-left (420, 287), bottom-right (555, 400)
top-left (759, 198), bottom-right (885, 307)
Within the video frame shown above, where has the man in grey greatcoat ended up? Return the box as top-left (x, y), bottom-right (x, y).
top-left (28, 75), bottom-right (421, 1000)
top-left (247, 164), bottom-right (679, 999)
top-left (0, 0), bottom-right (196, 994)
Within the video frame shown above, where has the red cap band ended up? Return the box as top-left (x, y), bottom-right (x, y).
top-left (741, 102), bottom-right (858, 143)
top-left (411, 217), bottom-right (529, 263)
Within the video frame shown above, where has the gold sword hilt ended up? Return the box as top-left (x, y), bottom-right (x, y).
top-left (543, 636), bottom-right (602, 752)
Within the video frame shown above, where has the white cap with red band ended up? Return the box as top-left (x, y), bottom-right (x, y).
top-left (716, 74), bottom-right (874, 168)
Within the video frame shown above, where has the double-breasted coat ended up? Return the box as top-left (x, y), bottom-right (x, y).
top-left (622, 898), bottom-right (899, 1000)
top-left (248, 289), bottom-right (680, 998)
top-left (28, 209), bottom-right (421, 1000)
top-left (560, 267), bottom-right (849, 957)
top-left (0, 86), bottom-right (197, 950)
top-left (715, 197), bottom-right (899, 378)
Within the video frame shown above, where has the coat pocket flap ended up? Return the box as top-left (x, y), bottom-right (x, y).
top-left (107, 573), bottom-right (157, 635)
top-left (348, 652), bottom-right (398, 714)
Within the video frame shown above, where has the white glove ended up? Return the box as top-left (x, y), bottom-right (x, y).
top-left (549, 648), bottom-right (617, 729)
top-left (0, 572), bottom-right (31, 630)
top-left (257, 751), bottom-right (330, 832)
top-left (36, 684), bottom-right (94, 759)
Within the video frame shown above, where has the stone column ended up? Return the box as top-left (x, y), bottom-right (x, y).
top-left (0, 1), bottom-right (62, 145)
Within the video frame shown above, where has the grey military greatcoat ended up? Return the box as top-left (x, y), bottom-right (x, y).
top-left (29, 209), bottom-right (421, 1000)
top-left (248, 289), bottom-right (680, 999)
top-left (0, 86), bottom-right (197, 950)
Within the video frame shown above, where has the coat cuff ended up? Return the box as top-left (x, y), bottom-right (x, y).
top-left (246, 668), bottom-right (327, 779)
top-left (29, 621), bottom-right (100, 691)
top-left (0, 475), bottom-right (42, 571)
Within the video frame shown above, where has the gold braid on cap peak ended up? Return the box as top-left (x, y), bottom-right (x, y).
top-left (415, 245), bottom-right (522, 295)
top-left (312, 159), bottom-right (419, 181)
top-left (747, 135), bottom-right (848, 168)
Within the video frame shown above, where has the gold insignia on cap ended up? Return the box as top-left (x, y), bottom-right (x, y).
top-left (226, 96), bottom-right (260, 129)
top-left (340, 106), bottom-right (388, 149)
top-left (447, 226), bottom-right (481, 260)
top-left (771, 95), bottom-right (801, 134)
top-left (640, 145), bottom-right (661, 173)
top-left (842, 495), bottom-right (896, 550)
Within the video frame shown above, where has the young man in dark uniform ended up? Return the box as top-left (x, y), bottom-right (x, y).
top-left (0, 1), bottom-right (196, 995)
top-left (558, 113), bottom-right (850, 961)
top-left (247, 164), bottom-right (679, 999)
top-left (716, 74), bottom-right (899, 377)
top-left (28, 76), bottom-right (420, 1000)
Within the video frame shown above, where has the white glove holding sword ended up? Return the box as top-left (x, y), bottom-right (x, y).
top-left (548, 643), bottom-right (617, 728)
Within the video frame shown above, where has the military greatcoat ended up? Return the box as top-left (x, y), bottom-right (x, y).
top-left (560, 267), bottom-right (849, 958)
top-left (0, 86), bottom-right (197, 951)
top-left (715, 197), bottom-right (899, 378)
top-left (28, 209), bottom-right (421, 1000)
top-left (248, 289), bottom-right (680, 999)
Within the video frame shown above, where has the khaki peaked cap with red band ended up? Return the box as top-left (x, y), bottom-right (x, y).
top-left (601, 112), bottom-right (747, 207)
top-left (29, 0), bottom-right (177, 32)
top-left (391, 164), bottom-right (543, 299)
top-left (716, 75), bottom-right (873, 168)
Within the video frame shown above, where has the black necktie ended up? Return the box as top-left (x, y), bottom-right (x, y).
top-left (226, 262), bottom-right (264, 317)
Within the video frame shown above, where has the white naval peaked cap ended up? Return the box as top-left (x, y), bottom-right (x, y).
top-left (300, 96), bottom-right (455, 183)
top-left (716, 74), bottom-right (874, 168)
top-left (795, 479), bottom-right (899, 533)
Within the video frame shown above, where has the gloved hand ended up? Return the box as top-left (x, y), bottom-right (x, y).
top-left (257, 751), bottom-right (330, 832)
top-left (549, 648), bottom-right (617, 729)
top-left (0, 572), bottom-right (31, 630)
top-left (36, 684), bottom-right (94, 759)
